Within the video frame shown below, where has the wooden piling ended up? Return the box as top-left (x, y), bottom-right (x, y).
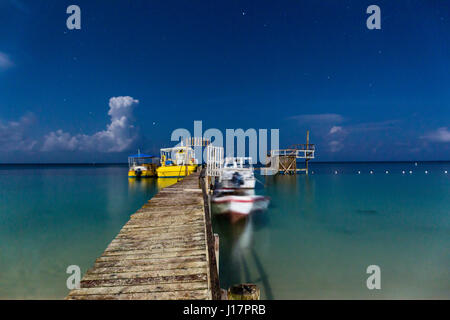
top-left (227, 284), bottom-right (260, 300)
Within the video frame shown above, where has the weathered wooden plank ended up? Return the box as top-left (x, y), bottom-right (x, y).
top-left (124, 216), bottom-right (205, 228)
top-left (105, 240), bottom-right (206, 252)
top-left (68, 281), bottom-right (208, 296)
top-left (82, 267), bottom-right (208, 281)
top-left (95, 249), bottom-right (206, 262)
top-left (108, 236), bottom-right (206, 248)
top-left (132, 206), bottom-right (204, 215)
top-left (114, 216), bottom-right (205, 227)
top-left (115, 229), bottom-right (204, 238)
top-left (87, 261), bottom-right (208, 275)
top-left (80, 273), bottom-right (207, 288)
top-left (114, 232), bottom-right (205, 241)
top-left (93, 255), bottom-right (207, 269)
top-left (67, 289), bottom-right (210, 300)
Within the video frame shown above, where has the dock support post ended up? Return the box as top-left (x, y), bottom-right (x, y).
top-left (227, 284), bottom-right (260, 300)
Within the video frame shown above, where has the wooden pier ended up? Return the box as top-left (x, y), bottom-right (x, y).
top-left (261, 130), bottom-right (315, 175)
top-left (66, 170), bottom-right (220, 300)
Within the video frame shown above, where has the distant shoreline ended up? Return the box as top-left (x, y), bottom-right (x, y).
top-left (1, 160), bottom-right (449, 167)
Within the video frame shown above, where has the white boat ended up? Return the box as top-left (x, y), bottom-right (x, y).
top-left (218, 157), bottom-right (256, 189)
top-left (211, 189), bottom-right (269, 223)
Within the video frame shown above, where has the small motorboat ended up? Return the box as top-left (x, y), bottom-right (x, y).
top-left (219, 157), bottom-right (256, 189)
top-left (128, 151), bottom-right (158, 178)
top-left (211, 189), bottom-right (269, 223)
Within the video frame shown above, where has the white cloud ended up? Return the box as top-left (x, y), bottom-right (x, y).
top-left (0, 113), bottom-right (37, 151)
top-left (0, 52), bottom-right (13, 69)
top-left (41, 130), bottom-right (79, 151)
top-left (329, 126), bottom-right (343, 134)
top-left (423, 127), bottom-right (450, 143)
top-left (42, 96), bottom-right (139, 152)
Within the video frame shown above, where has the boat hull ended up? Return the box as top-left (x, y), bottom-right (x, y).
top-left (219, 178), bottom-right (256, 189)
top-left (211, 195), bottom-right (269, 222)
top-left (156, 165), bottom-right (197, 178)
top-left (128, 169), bottom-right (156, 178)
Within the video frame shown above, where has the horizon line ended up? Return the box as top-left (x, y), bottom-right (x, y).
top-left (1, 160), bottom-right (450, 166)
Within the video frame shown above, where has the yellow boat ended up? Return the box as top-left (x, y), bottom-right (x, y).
top-left (128, 151), bottom-right (158, 178)
top-left (157, 145), bottom-right (198, 178)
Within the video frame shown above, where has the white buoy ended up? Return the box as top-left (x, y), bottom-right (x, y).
top-left (415, 162), bottom-right (418, 166)
top-left (402, 171), bottom-right (405, 174)
top-left (409, 171), bottom-right (413, 174)
top-left (370, 170), bottom-right (373, 174)
top-left (334, 170), bottom-right (338, 174)
top-left (425, 170), bottom-right (428, 174)
top-left (385, 170), bottom-right (389, 174)
top-left (358, 171), bottom-right (361, 174)
top-left (445, 170), bottom-right (448, 174)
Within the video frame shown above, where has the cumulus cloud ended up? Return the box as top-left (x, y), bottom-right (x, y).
top-left (0, 52), bottom-right (13, 70)
top-left (42, 96), bottom-right (139, 152)
top-left (423, 127), bottom-right (450, 143)
top-left (0, 113), bottom-right (37, 151)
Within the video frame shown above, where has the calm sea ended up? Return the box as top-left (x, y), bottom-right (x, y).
top-left (0, 163), bottom-right (449, 299)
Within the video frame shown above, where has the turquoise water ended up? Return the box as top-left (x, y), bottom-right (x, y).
top-left (0, 163), bottom-right (449, 299)
top-left (0, 165), bottom-right (159, 299)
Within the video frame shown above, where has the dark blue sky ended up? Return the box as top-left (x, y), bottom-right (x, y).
top-left (0, 0), bottom-right (449, 162)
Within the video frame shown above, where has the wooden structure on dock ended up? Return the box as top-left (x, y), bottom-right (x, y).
top-left (66, 170), bottom-right (220, 300)
top-left (261, 131), bottom-right (315, 175)
top-left (183, 137), bottom-right (210, 177)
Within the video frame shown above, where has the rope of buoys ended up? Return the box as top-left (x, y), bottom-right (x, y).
top-left (300, 169), bottom-right (449, 175)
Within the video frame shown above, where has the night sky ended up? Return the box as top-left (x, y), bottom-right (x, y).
top-left (0, 0), bottom-right (449, 162)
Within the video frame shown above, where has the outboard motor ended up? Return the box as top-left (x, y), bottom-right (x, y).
top-left (135, 168), bottom-right (142, 178)
top-left (231, 171), bottom-right (244, 187)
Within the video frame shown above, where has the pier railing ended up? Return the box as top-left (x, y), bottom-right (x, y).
top-left (271, 146), bottom-right (315, 159)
